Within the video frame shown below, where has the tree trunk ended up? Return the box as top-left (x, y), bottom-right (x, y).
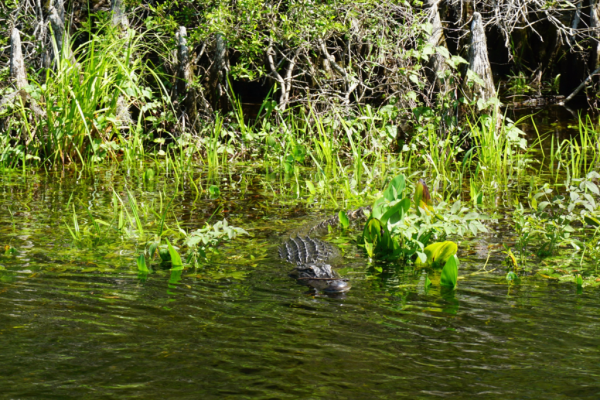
top-left (111, 0), bottom-right (129, 29)
top-left (211, 33), bottom-right (229, 110)
top-left (1, 29), bottom-right (45, 132)
top-left (48, 0), bottom-right (66, 61)
top-left (176, 26), bottom-right (201, 128)
top-left (10, 28), bottom-right (28, 90)
top-left (427, 0), bottom-right (449, 91)
top-left (111, 0), bottom-right (134, 129)
top-left (466, 12), bottom-right (495, 103)
top-left (590, 0), bottom-right (600, 71)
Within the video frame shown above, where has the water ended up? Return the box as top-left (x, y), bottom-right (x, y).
top-left (1, 122), bottom-right (600, 398)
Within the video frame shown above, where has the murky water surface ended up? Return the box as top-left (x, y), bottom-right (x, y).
top-left (2, 111), bottom-right (600, 399)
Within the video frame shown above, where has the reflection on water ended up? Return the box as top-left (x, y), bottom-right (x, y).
top-left (1, 124), bottom-right (600, 398)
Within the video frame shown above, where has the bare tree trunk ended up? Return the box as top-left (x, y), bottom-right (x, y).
top-left (211, 33), bottom-right (229, 110)
top-left (591, 0), bottom-right (600, 71)
top-left (48, 0), bottom-right (66, 61)
top-left (1, 29), bottom-right (46, 134)
top-left (111, 0), bottom-right (133, 129)
top-left (111, 0), bottom-right (129, 29)
top-left (176, 26), bottom-right (202, 128)
top-left (427, 0), bottom-right (448, 90)
top-left (466, 12), bottom-right (495, 103)
top-left (11, 28), bottom-right (28, 90)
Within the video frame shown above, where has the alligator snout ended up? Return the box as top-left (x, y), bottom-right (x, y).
top-left (324, 279), bottom-right (351, 293)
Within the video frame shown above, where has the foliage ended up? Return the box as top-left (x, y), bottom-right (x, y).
top-left (361, 173), bottom-right (486, 267)
top-left (509, 172), bottom-right (600, 284)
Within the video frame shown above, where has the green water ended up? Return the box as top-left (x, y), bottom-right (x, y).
top-left (2, 114), bottom-right (600, 398)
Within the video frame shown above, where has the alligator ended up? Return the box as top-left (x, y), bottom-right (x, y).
top-left (278, 207), bottom-right (370, 294)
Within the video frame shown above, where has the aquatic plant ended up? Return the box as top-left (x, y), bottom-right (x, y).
top-left (360, 174), bottom-right (486, 273)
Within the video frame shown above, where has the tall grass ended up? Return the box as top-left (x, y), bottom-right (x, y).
top-left (550, 115), bottom-right (600, 181)
top-left (3, 21), bottom-right (172, 167)
top-left (467, 110), bottom-right (532, 191)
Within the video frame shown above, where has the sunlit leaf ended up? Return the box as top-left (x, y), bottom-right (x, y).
top-left (166, 239), bottom-right (183, 269)
top-left (136, 254), bottom-right (149, 273)
top-left (339, 210), bottom-right (350, 229)
top-left (208, 185), bottom-right (220, 198)
top-left (383, 174), bottom-right (406, 202)
top-left (380, 198), bottom-right (410, 226)
top-left (440, 255), bottom-right (459, 289)
top-left (418, 241), bottom-right (457, 268)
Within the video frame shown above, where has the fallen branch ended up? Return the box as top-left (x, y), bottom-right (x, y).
top-left (562, 66), bottom-right (600, 104)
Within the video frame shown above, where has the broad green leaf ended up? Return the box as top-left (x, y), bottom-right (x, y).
top-left (148, 242), bottom-right (159, 259)
top-left (339, 210), bottom-right (350, 229)
top-left (363, 218), bottom-right (396, 258)
top-left (158, 247), bottom-right (171, 262)
top-left (306, 180), bottom-right (316, 195)
top-left (136, 254), bottom-right (149, 273)
top-left (383, 174), bottom-right (406, 202)
top-left (292, 144), bottom-right (306, 163)
top-left (380, 198), bottom-right (410, 226)
top-left (585, 181), bottom-right (599, 195)
top-left (208, 185), bottom-right (220, 198)
top-left (440, 255), bottom-right (459, 289)
top-left (419, 241), bottom-right (457, 267)
top-left (283, 155), bottom-right (294, 174)
top-left (363, 218), bottom-right (383, 245)
top-left (364, 241), bottom-right (375, 258)
top-left (166, 239), bottom-right (183, 269)
top-left (450, 200), bottom-right (461, 214)
top-left (576, 274), bottom-right (583, 287)
top-left (584, 215), bottom-right (600, 227)
top-left (372, 197), bottom-right (387, 220)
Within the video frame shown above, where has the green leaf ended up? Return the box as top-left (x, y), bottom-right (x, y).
top-left (380, 198), bottom-right (410, 226)
top-left (158, 247), bottom-right (171, 262)
top-left (585, 181), bottom-right (599, 195)
top-left (414, 179), bottom-right (433, 214)
top-left (306, 180), bottom-right (316, 195)
top-left (283, 154), bottom-right (294, 174)
top-left (506, 271), bottom-right (518, 282)
top-left (364, 241), bottom-right (375, 258)
top-left (383, 175), bottom-right (406, 202)
top-left (166, 239), bottom-right (183, 269)
top-left (339, 210), bottom-right (350, 229)
top-left (418, 241), bottom-right (458, 268)
top-left (363, 218), bottom-right (382, 245)
top-left (292, 144), bottom-right (306, 163)
top-left (584, 215), bottom-right (600, 227)
top-left (440, 255), bottom-right (459, 289)
top-left (136, 254), bottom-right (149, 273)
top-left (208, 185), bottom-right (220, 198)
top-left (372, 197), bottom-right (387, 219)
top-left (576, 274), bottom-right (583, 288)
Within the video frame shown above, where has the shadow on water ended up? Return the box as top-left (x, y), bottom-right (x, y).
top-left (1, 110), bottom-right (600, 399)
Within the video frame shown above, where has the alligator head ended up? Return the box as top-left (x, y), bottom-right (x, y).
top-left (279, 236), bottom-right (350, 293)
